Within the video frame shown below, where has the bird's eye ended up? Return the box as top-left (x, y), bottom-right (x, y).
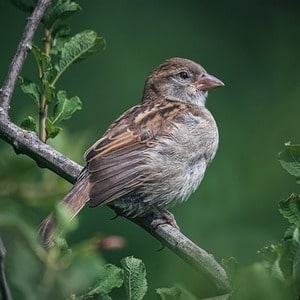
top-left (177, 71), bottom-right (190, 80)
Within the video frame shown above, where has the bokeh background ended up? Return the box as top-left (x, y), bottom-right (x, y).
top-left (1, 0), bottom-right (300, 298)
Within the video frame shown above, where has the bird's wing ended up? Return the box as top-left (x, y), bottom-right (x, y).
top-left (84, 100), bottom-right (189, 207)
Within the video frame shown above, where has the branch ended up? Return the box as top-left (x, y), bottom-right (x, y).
top-left (132, 213), bottom-right (231, 294)
top-left (0, 118), bottom-right (231, 294)
top-left (0, 0), bottom-right (231, 295)
top-left (0, 117), bottom-right (81, 183)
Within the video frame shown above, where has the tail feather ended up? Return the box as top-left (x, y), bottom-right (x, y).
top-left (39, 171), bottom-right (90, 247)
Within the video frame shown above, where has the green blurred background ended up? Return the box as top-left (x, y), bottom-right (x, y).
top-left (1, 0), bottom-right (300, 298)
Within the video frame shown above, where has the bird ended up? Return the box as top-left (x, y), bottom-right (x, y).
top-left (39, 57), bottom-right (224, 245)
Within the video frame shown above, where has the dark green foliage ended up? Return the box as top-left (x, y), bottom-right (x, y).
top-left (20, 116), bottom-right (37, 132)
top-left (46, 90), bottom-right (82, 139)
top-left (279, 194), bottom-right (300, 228)
top-left (121, 256), bottom-right (148, 300)
top-left (279, 142), bottom-right (300, 183)
top-left (85, 264), bottom-right (124, 299)
top-left (19, 77), bottom-right (40, 106)
top-left (43, 0), bottom-right (81, 29)
top-left (53, 30), bottom-right (105, 83)
top-left (17, 0), bottom-right (105, 141)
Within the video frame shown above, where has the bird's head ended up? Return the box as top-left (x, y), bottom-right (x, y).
top-left (143, 57), bottom-right (224, 106)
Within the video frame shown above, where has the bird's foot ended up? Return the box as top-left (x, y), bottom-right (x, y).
top-left (150, 207), bottom-right (180, 230)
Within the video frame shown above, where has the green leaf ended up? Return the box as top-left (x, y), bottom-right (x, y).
top-left (53, 30), bottom-right (105, 84)
top-left (52, 90), bottom-right (82, 124)
top-left (43, 0), bottom-right (81, 29)
top-left (19, 77), bottom-right (40, 106)
top-left (45, 118), bottom-right (62, 139)
top-left (279, 194), bottom-right (300, 227)
top-left (87, 264), bottom-right (124, 299)
top-left (279, 142), bottom-right (300, 181)
top-left (121, 256), bottom-right (148, 300)
top-left (20, 116), bottom-right (37, 132)
top-left (51, 23), bottom-right (72, 55)
top-left (156, 285), bottom-right (200, 300)
top-left (258, 227), bottom-right (298, 283)
top-left (31, 44), bottom-right (54, 83)
top-left (44, 81), bottom-right (55, 104)
top-left (258, 243), bottom-right (286, 281)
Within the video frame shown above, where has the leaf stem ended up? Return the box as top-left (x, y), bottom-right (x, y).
top-left (39, 94), bottom-right (48, 141)
top-left (39, 28), bottom-right (51, 142)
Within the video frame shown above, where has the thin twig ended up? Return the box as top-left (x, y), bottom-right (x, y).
top-left (39, 28), bottom-right (51, 142)
top-left (0, 238), bottom-right (12, 300)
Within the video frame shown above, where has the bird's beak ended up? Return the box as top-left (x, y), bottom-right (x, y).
top-left (195, 73), bottom-right (225, 91)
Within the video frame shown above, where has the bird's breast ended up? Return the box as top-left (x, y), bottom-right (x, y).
top-left (139, 108), bottom-right (219, 208)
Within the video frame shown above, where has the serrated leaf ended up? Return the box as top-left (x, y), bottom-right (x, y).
top-left (45, 118), bottom-right (62, 139)
top-left (279, 194), bottom-right (300, 227)
top-left (43, 0), bottom-right (81, 29)
top-left (51, 23), bottom-right (72, 55)
top-left (31, 44), bottom-right (54, 83)
top-left (53, 30), bottom-right (105, 84)
top-left (279, 143), bottom-right (300, 180)
top-left (121, 256), bottom-right (147, 300)
top-left (87, 264), bottom-right (123, 298)
top-left (52, 90), bottom-right (82, 124)
top-left (19, 77), bottom-right (40, 106)
top-left (20, 116), bottom-right (37, 132)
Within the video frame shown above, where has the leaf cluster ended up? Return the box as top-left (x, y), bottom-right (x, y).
top-left (263, 142), bottom-right (300, 296)
top-left (207, 143), bottom-right (300, 300)
top-left (14, 0), bottom-right (105, 141)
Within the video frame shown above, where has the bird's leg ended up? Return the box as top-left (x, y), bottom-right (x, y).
top-left (150, 206), bottom-right (180, 230)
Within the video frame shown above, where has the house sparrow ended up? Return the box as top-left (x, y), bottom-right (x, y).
top-left (40, 57), bottom-right (224, 245)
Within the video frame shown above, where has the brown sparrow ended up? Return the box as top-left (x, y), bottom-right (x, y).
top-left (40, 57), bottom-right (224, 244)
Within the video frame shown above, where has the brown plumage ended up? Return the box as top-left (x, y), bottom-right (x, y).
top-left (39, 57), bottom-right (224, 246)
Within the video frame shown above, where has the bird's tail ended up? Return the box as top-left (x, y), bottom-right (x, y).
top-left (39, 169), bottom-right (90, 247)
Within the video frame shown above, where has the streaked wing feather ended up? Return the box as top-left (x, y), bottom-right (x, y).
top-left (85, 100), bottom-right (189, 208)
